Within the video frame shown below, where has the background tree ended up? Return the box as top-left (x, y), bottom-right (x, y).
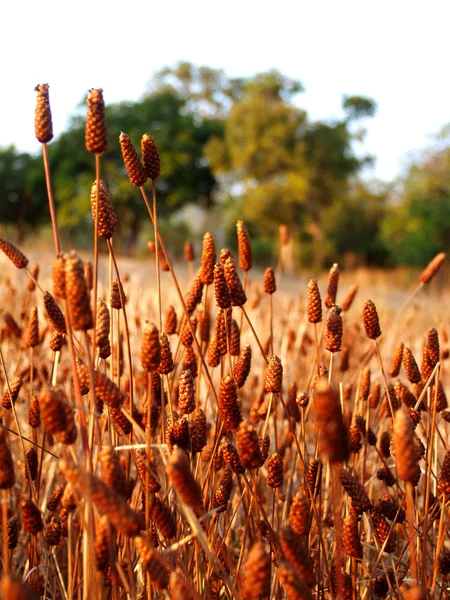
top-left (381, 128), bottom-right (450, 265)
top-left (0, 146), bottom-right (47, 241)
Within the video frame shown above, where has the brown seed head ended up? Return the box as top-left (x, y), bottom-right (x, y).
top-left (99, 446), bottom-right (128, 497)
top-left (234, 345), bottom-right (252, 388)
top-left (306, 459), bottom-right (322, 499)
top-left (148, 493), bottom-right (176, 539)
top-left (359, 367), bottom-right (371, 402)
top-left (348, 425), bottom-right (362, 453)
top-left (7, 517), bottom-right (19, 550)
top-left (178, 370), bottom-right (196, 414)
top-left (93, 515), bottom-right (111, 571)
top-left (263, 267), bottom-right (276, 295)
top-left (393, 407), bottom-right (420, 484)
top-left (119, 132), bottom-right (147, 186)
top-left (45, 516), bottom-right (62, 546)
top-left (157, 333), bottom-right (174, 375)
top-left (325, 305), bottom-right (343, 353)
top-left (77, 362), bottom-right (127, 408)
top-left (44, 291), bottom-right (66, 334)
top-left (65, 251), bottom-right (93, 330)
top-left (370, 509), bottom-right (396, 553)
top-left (340, 468), bottom-right (371, 512)
top-left (141, 133), bottom-right (161, 180)
top-left (214, 263), bottom-right (231, 308)
top-left (26, 306), bottom-right (39, 348)
top-left (60, 460), bottom-right (141, 536)
top-left (212, 467), bottom-right (233, 512)
top-left (342, 514), bottom-right (362, 559)
top-left (49, 330), bottom-right (65, 352)
top-left (90, 179), bottom-right (117, 239)
top-left (184, 240), bottom-right (195, 263)
top-left (389, 342), bottom-right (404, 378)
top-left (85, 89), bottom-right (108, 154)
top-left (403, 347), bottom-right (422, 384)
top-left (437, 449), bottom-right (450, 495)
top-left (2, 377), bottom-right (23, 410)
top-left (218, 376), bottom-right (242, 430)
top-left (185, 270), bottom-right (204, 313)
top-left (135, 536), bottom-right (170, 588)
top-left (313, 379), bottom-right (349, 463)
top-left (110, 279), bottom-right (126, 310)
top-left (307, 279), bottom-right (322, 323)
top-left (96, 299), bottom-right (111, 359)
top-left (237, 421), bottom-right (262, 469)
top-left (279, 526), bottom-right (315, 588)
top-left (182, 345), bottom-right (198, 378)
top-left (340, 283), bottom-right (358, 312)
top-left (279, 224), bottom-right (290, 246)
top-left (230, 318), bottom-right (240, 356)
top-left (200, 232), bottom-right (216, 285)
top-left (221, 437), bottom-right (245, 474)
top-left (324, 263), bottom-right (339, 308)
top-left (289, 490), bottom-right (311, 537)
top-left (28, 395), bottom-right (41, 429)
top-left (265, 355), bottom-right (283, 393)
top-left (34, 83), bottom-right (53, 143)
top-left (241, 541), bottom-right (271, 599)
top-left (47, 485), bottom-right (65, 512)
top-left (85, 261), bottom-right (93, 290)
top-left (141, 322), bottom-right (161, 372)
top-left (18, 447), bottom-right (38, 481)
top-left (236, 220), bottom-right (252, 272)
top-left (213, 308), bottom-right (230, 356)
top-left (164, 305), bottom-right (177, 335)
top-left (277, 563), bottom-right (312, 600)
top-left (20, 499), bottom-right (43, 535)
top-left (206, 334), bottom-right (221, 368)
top-left (52, 254), bottom-right (66, 298)
top-left (425, 327), bottom-right (440, 366)
top-left (0, 238), bottom-right (28, 269)
top-left (419, 252), bottom-right (446, 284)
top-left (362, 300), bottom-right (381, 339)
top-left (180, 315), bottom-right (197, 347)
top-left (267, 453), bottom-right (284, 488)
top-left (167, 446), bottom-right (203, 511)
top-left (39, 387), bottom-right (77, 445)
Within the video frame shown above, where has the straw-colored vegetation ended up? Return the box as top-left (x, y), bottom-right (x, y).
top-left (0, 84), bottom-right (449, 600)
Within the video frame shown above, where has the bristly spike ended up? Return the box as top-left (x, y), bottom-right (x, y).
top-left (35, 83), bottom-right (53, 143)
top-left (119, 132), bottom-right (147, 186)
top-left (85, 88), bottom-right (108, 155)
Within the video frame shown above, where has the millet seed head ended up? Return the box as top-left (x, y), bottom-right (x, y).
top-left (419, 252), bottom-right (446, 284)
top-left (236, 220), bottom-right (252, 272)
top-left (263, 267), bottom-right (276, 295)
top-left (307, 279), bottom-right (322, 324)
top-left (34, 83), bottom-right (53, 143)
top-left (325, 305), bottom-right (343, 353)
top-left (119, 132), bottom-right (147, 186)
top-left (362, 300), bottom-right (381, 340)
top-left (85, 88), bottom-right (108, 155)
top-left (0, 238), bottom-right (28, 269)
top-left (141, 133), bottom-right (161, 180)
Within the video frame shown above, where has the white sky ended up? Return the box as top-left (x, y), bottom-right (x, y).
top-left (1, 0), bottom-right (449, 181)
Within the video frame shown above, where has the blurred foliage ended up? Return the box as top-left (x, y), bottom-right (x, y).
top-left (1, 61), bottom-right (449, 268)
top-left (380, 130), bottom-right (450, 265)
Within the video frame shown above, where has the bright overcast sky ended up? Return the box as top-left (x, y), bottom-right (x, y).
top-left (1, 0), bottom-right (449, 182)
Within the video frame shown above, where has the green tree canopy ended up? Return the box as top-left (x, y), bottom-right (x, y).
top-left (381, 128), bottom-right (450, 265)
